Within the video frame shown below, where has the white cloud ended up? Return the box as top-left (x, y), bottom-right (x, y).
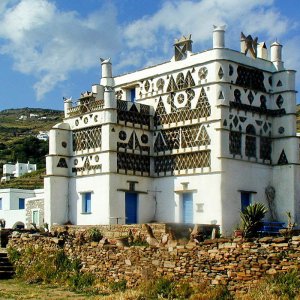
top-left (123, 0), bottom-right (294, 65)
top-left (0, 0), bottom-right (299, 101)
top-left (0, 0), bottom-right (122, 100)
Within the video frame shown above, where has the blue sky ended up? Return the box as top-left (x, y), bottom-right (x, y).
top-left (0, 0), bottom-right (299, 110)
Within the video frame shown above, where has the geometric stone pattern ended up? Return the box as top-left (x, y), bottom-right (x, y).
top-left (245, 125), bottom-right (256, 158)
top-left (57, 158), bottom-right (68, 168)
top-left (73, 126), bottom-right (102, 151)
top-left (154, 151), bottom-right (210, 175)
top-left (229, 131), bottom-right (242, 155)
top-left (117, 101), bottom-right (150, 128)
top-left (117, 152), bottom-right (150, 175)
top-left (154, 87), bottom-right (210, 126)
top-left (118, 131), bottom-right (150, 154)
top-left (278, 149), bottom-right (288, 165)
top-left (236, 65), bottom-right (266, 92)
top-left (260, 137), bottom-right (272, 161)
top-left (68, 99), bottom-right (104, 117)
top-left (154, 125), bottom-right (210, 152)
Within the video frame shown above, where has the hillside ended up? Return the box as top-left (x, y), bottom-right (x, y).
top-left (0, 107), bottom-right (63, 144)
top-left (0, 169), bottom-right (45, 189)
top-left (0, 108), bottom-right (63, 189)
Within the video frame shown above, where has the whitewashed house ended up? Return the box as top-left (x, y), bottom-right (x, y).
top-left (44, 27), bottom-right (299, 235)
top-left (0, 188), bottom-right (44, 229)
top-left (1, 162), bottom-right (37, 182)
top-left (37, 131), bottom-right (49, 141)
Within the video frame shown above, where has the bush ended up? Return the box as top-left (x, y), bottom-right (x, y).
top-left (69, 272), bottom-right (95, 292)
top-left (241, 203), bottom-right (267, 237)
top-left (110, 279), bottom-right (127, 292)
top-left (7, 247), bottom-right (21, 263)
top-left (88, 227), bottom-right (102, 242)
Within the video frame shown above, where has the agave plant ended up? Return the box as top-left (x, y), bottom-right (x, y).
top-left (241, 203), bottom-right (268, 237)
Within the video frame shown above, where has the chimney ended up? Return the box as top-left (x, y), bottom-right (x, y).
top-left (270, 41), bottom-right (283, 70)
top-left (100, 58), bottom-right (115, 87)
top-left (257, 42), bottom-right (268, 60)
top-left (63, 97), bottom-right (72, 118)
top-left (213, 25), bottom-right (226, 48)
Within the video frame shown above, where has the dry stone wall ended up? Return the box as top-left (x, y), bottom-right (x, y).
top-left (7, 225), bottom-right (300, 292)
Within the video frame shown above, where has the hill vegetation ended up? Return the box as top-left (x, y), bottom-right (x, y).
top-left (0, 107), bottom-right (63, 144)
top-left (0, 108), bottom-right (63, 189)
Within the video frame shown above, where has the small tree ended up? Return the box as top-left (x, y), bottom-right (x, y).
top-left (241, 203), bottom-right (268, 237)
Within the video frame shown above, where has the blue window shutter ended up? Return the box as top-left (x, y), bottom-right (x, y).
top-left (19, 198), bottom-right (25, 210)
top-left (84, 192), bottom-right (91, 213)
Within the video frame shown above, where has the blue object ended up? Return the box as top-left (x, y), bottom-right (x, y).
top-left (83, 192), bottom-right (91, 213)
top-left (130, 88), bottom-right (136, 102)
top-left (19, 198), bottom-right (25, 210)
top-left (241, 192), bottom-right (251, 212)
top-left (125, 192), bottom-right (137, 224)
top-left (183, 193), bottom-right (193, 223)
top-left (258, 221), bottom-right (285, 235)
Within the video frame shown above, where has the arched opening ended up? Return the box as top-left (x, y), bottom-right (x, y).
top-left (12, 222), bottom-right (25, 230)
top-left (245, 125), bottom-right (256, 158)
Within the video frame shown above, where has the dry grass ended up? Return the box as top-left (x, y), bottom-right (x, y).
top-left (0, 279), bottom-right (99, 300)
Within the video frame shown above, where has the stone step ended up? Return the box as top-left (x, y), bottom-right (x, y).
top-left (0, 258), bottom-right (10, 264)
top-left (0, 270), bottom-right (14, 279)
top-left (0, 251), bottom-right (15, 279)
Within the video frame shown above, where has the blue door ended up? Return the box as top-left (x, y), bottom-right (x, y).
top-left (183, 193), bottom-right (193, 223)
top-left (241, 192), bottom-right (251, 212)
top-left (125, 193), bottom-right (137, 224)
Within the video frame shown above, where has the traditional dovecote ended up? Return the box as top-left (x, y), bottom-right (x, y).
top-left (44, 26), bottom-right (299, 235)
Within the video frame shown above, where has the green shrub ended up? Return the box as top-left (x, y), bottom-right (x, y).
top-left (7, 247), bottom-right (21, 263)
top-left (241, 203), bottom-right (267, 237)
top-left (88, 227), bottom-right (102, 242)
top-left (110, 279), bottom-right (127, 292)
top-left (69, 272), bottom-right (95, 292)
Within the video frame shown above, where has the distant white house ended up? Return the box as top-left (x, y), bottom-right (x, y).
top-left (30, 113), bottom-right (39, 118)
top-left (18, 115), bottom-right (27, 120)
top-left (37, 131), bottom-right (49, 141)
top-left (1, 162), bottom-right (37, 182)
top-left (0, 188), bottom-right (44, 228)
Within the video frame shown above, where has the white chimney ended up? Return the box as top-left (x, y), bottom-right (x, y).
top-left (213, 25), bottom-right (226, 49)
top-left (270, 41), bottom-right (283, 70)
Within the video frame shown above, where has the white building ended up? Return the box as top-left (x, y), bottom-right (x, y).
top-left (1, 162), bottom-right (37, 182)
top-left (0, 188), bottom-right (44, 228)
top-left (37, 131), bottom-right (49, 141)
top-left (45, 27), bottom-right (299, 235)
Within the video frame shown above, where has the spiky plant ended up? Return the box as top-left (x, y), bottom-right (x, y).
top-left (241, 203), bottom-right (268, 237)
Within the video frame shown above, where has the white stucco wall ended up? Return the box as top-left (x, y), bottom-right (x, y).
top-left (0, 189), bottom-right (40, 228)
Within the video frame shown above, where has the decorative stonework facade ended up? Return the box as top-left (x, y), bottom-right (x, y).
top-left (45, 27), bottom-right (300, 234)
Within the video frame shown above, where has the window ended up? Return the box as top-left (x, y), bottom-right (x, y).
top-left (19, 198), bottom-right (25, 210)
top-left (229, 131), bottom-right (242, 155)
top-left (130, 88), bottom-right (136, 102)
top-left (0, 198), bottom-right (2, 210)
top-left (245, 125), bottom-right (256, 158)
top-left (82, 192), bottom-right (91, 214)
